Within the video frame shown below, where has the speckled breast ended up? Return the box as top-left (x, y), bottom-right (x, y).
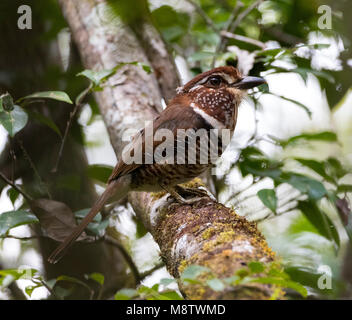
top-left (131, 162), bottom-right (210, 191)
top-left (131, 129), bottom-right (224, 191)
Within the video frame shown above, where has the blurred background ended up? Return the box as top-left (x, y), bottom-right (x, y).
top-left (0, 0), bottom-right (351, 299)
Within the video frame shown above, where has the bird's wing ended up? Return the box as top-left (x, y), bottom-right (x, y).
top-left (107, 103), bottom-right (211, 182)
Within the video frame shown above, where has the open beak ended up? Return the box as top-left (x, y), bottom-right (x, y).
top-left (231, 76), bottom-right (266, 90)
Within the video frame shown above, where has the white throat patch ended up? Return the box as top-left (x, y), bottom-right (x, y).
top-left (190, 103), bottom-right (226, 130)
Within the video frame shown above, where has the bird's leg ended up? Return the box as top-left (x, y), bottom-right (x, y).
top-left (161, 184), bottom-right (210, 205)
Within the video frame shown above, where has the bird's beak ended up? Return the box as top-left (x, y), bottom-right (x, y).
top-left (231, 76), bottom-right (266, 90)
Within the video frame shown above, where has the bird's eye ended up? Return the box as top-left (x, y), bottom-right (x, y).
top-left (208, 76), bottom-right (222, 86)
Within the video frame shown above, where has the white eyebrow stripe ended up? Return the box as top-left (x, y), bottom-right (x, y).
top-left (214, 72), bottom-right (235, 83)
top-left (189, 84), bottom-right (202, 92)
top-left (190, 103), bottom-right (226, 130)
top-left (192, 72), bottom-right (235, 87)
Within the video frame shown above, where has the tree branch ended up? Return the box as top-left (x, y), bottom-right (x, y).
top-left (230, 0), bottom-right (264, 35)
top-left (220, 31), bottom-right (266, 49)
top-left (215, 1), bottom-right (244, 58)
top-left (52, 82), bottom-right (93, 173)
top-left (0, 171), bottom-right (32, 202)
top-left (104, 236), bottom-right (141, 285)
top-left (140, 262), bottom-right (164, 281)
top-left (185, 0), bottom-right (218, 33)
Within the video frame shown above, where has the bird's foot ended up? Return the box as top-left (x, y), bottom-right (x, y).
top-left (162, 185), bottom-right (212, 208)
top-left (174, 185), bottom-right (211, 198)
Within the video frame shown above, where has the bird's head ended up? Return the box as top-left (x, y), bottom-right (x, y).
top-left (176, 66), bottom-right (266, 129)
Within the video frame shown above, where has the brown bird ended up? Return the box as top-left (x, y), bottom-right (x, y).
top-left (48, 66), bottom-right (265, 264)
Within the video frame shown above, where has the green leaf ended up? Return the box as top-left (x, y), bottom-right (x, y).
top-left (0, 268), bottom-right (38, 287)
top-left (53, 285), bottom-right (72, 299)
top-left (77, 62), bottom-right (152, 90)
top-left (0, 210), bottom-right (38, 236)
top-left (181, 265), bottom-right (210, 282)
top-left (27, 110), bottom-right (62, 137)
top-left (188, 51), bottom-right (215, 62)
top-left (206, 278), bottom-right (225, 291)
top-left (45, 279), bottom-right (57, 290)
top-left (56, 275), bottom-right (92, 293)
top-left (239, 159), bottom-right (282, 179)
top-left (295, 158), bottom-right (335, 183)
top-left (298, 200), bottom-right (340, 248)
top-left (266, 93), bottom-right (312, 118)
top-left (88, 272), bottom-right (104, 286)
top-left (77, 69), bottom-right (116, 88)
top-left (236, 268), bottom-right (250, 279)
top-left (273, 65), bottom-right (335, 85)
top-left (136, 284), bottom-right (182, 300)
top-left (7, 187), bottom-right (20, 205)
top-left (309, 43), bottom-right (331, 50)
top-left (251, 277), bottom-right (307, 298)
top-left (284, 266), bottom-right (324, 291)
top-left (280, 172), bottom-right (326, 200)
top-left (0, 105), bottom-right (28, 137)
top-left (131, 62), bottom-right (152, 74)
top-left (151, 5), bottom-right (190, 43)
top-left (248, 261), bottom-right (265, 274)
top-left (115, 288), bottom-right (138, 300)
top-left (25, 283), bottom-right (43, 297)
top-left (223, 275), bottom-right (240, 285)
top-left (257, 44), bottom-right (330, 60)
top-left (256, 48), bottom-right (289, 57)
top-left (86, 164), bottom-right (113, 184)
top-left (75, 208), bottom-right (108, 236)
top-left (257, 189), bottom-right (277, 213)
top-left (309, 69), bottom-right (335, 84)
top-left (338, 185), bottom-right (352, 193)
top-left (19, 91), bottom-right (73, 104)
top-left (157, 291), bottom-right (183, 300)
top-left (238, 147), bottom-right (282, 179)
top-left (281, 131), bottom-right (337, 147)
top-left (75, 83), bottom-right (93, 106)
top-left (326, 157), bottom-right (347, 179)
top-left (160, 278), bottom-right (176, 286)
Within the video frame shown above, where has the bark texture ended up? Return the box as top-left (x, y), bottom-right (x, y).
top-left (130, 181), bottom-right (277, 299)
top-left (59, 0), bottom-right (280, 299)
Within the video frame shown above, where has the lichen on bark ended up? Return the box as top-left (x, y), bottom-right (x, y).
top-left (130, 182), bottom-right (281, 299)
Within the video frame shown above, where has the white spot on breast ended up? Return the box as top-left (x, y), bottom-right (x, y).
top-left (190, 104), bottom-right (226, 130)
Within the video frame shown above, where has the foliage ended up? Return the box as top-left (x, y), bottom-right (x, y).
top-left (0, 210), bottom-right (38, 237)
top-left (114, 261), bottom-right (307, 300)
top-left (0, 267), bottom-right (107, 299)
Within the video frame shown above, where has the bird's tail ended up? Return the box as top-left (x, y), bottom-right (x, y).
top-left (48, 176), bottom-right (130, 264)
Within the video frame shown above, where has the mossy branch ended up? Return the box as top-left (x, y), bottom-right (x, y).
top-left (129, 179), bottom-right (280, 299)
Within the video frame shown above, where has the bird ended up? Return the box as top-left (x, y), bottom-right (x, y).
top-left (48, 66), bottom-right (266, 264)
